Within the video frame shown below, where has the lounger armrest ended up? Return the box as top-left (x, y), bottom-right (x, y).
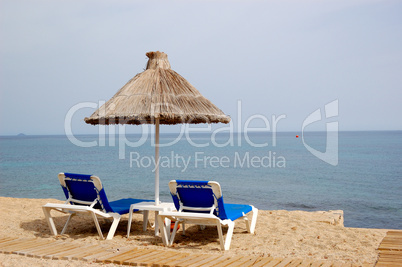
top-left (42, 202), bottom-right (120, 240)
top-left (43, 203), bottom-right (113, 218)
top-left (158, 211), bottom-right (225, 226)
top-left (158, 210), bottom-right (234, 251)
top-left (159, 211), bottom-right (218, 220)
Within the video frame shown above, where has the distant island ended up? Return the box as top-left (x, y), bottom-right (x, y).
top-left (17, 133), bottom-right (27, 137)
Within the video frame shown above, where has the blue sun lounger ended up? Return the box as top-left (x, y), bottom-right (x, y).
top-left (157, 180), bottom-right (258, 250)
top-left (42, 172), bottom-right (152, 240)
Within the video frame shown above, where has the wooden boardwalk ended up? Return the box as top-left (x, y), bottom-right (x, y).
top-left (0, 236), bottom-right (377, 266)
top-left (376, 230), bottom-right (402, 266)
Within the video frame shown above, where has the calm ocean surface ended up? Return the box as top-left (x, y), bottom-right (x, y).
top-left (0, 131), bottom-right (401, 229)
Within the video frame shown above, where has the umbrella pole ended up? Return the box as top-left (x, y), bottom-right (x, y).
top-left (155, 118), bottom-right (160, 206)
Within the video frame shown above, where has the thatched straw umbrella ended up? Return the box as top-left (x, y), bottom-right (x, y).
top-left (85, 51), bottom-right (230, 205)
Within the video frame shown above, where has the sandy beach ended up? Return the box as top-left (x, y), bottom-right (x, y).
top-left (0, 197), bottom-right (387, 266)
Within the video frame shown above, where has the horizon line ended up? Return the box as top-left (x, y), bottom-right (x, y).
top-left (1, 129), bottom-right (401, 137)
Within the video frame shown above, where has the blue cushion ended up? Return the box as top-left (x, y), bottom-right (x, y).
top-left (172, 180), bottom-right (253, 221)
top-left (63, 175), bottom-right (100, 208)
top-left (221, 203), bottom-right (252, 221)
top-left (108, 198), bottom-right (153, 215)
top-left (177, 187), bottom-right (214, 209)
top-left (176, 180), bottom-right (210, 186)
top-left (64, 173), bottom-right (93, 180)
top-left (61, 172), bottom-right (153, 215)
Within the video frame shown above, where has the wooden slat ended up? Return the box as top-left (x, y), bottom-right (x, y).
top-left (380, 239), bottom-right (402, 243)
top-left (108, 249), bottom-right (146, 264)
top-left (165, 253), bottom-right (203, 266)
top-left (377, 260), bottom-right (402, 266)
top-left (84, 248), bottom-right (131, 262)
top-left (70, 246), bottom-right (109, 261)
top-left (1, 236), bottom-right (391, 267)
top-left (379, 238), bottom-right (402, 243)
top-left (274, 258), bottom-right (293, 267)
top-left (377, 230), bottom-right (402, 266)
top-left (0, 238), bottom-right (35, 251)
top-left (15, 240), bottom-right (56, 256)
top-left (214, 255), bottom-right (245, 267)
top-left (154, 252), bottom-right (188, 267)
top-left (102, 248), bottom-right (142, 263)
top-left (321, 261), bottom-right (333, 267)
top-left (45, 245), bottom-right (91, 259)
top-left (33, 243), bottom-right (79, 258)
top-left (43, 243), bottom-right (94, 260)
top-left (251, 257), bottom-right (277, 267)
top-left (3, 239), bottom-right (48, 254)
top-left (18, 241), bottom-right (60, 257)
top-left (115, 249), bottom-right (157, 265)
top-left (386, 231), bottom-right (402, 236)
top-left (187, 254), bottom-right (224, 267)
top-left (266, 258), bottom-right (286, 267)
top-left (0, 237), bottom-right (18, 244)
top-left (174, 254), bottom-right (209, 267)
top-left (141, 251), bottom-right (179, 266)
top-left (379, 252), bottom-right (402, 260)
top-left (286, 258), bottom-right (304, 267)
top-left (127, 250), bottom-right (174, 266)
top-left (13, 239), bottom-right (54, 250)
top-left (223, 255), bottom-right (248, 267)
top-left (25, 241), bottom-right (66, 257)
top-left (299, 258), bottom-right (315, 267)
top-left (224, 255), bottom-right (261, 267)
top-left (0, 238), bottom-right (32, 247)
top-left (155, 252), bottom-right (191, 266)
top-left (379, 247), bottom-right (402, 252)
top-left (122, 250), bottom-right (163, 265)
top-left (34, 244), bottom-right (77, 258)
top-left (48, 244), bottom-right (103, 260)
top-left (202, 255), bottom-right (234, 267)
top-left (379, 251), bottom-right (402, 257)
top-left (311, 260), bottom-right (327, 267)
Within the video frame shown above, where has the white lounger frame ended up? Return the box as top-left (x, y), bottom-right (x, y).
top-left (42, 173), bottom-right (145, 240)
top-left (157, 181), bottom-right (258, 250)
top-left (42, 202), bottom-right (122, 240)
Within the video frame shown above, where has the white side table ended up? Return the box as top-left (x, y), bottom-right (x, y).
top-left (127, 202), bottom-right (175, 238)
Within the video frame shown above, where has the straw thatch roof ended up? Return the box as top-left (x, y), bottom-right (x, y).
top-left (84, 51), bottom-right (230, 125)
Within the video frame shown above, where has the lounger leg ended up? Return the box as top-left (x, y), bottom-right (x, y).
top-left (157, 215), bottom-right (169, 246)
top-left (127, 206), bottom-right (134, 238)
top-left (240, 211), bottom-right (251, 233)
top-left (165, 218), bottom-right (172, 240)
top-left (143, 210), bottom-right (149, 231)
top-left (42, 206), bottom-right (58, 236)
top-left (90, 212), bottom-right (104, 240)
top-left (169, 220), bottom-right (180, 246)
top-left (217, 221), bottom-right (235, 251)
top-left (224, 221), bottom-right (235, 250)
top-left (106, 214), bottom-right (121, 240)
top-left (244, 215), bottom-right (251, 233)
top-left (249, 207), bottom-right (258, 234)
top-left (61, 213), bottom-right (75, 235)
top-left (216, 222), bottom-right (225, 250)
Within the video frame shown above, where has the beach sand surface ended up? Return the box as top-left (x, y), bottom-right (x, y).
top-left (0, 197), bottom-right (387, 266)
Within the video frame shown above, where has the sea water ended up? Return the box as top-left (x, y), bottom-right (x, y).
top-left (0, 131), bottom-right (401, 229)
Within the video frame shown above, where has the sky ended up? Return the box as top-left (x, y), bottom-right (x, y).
top-left (1, 0), bottom-right (401, 135)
